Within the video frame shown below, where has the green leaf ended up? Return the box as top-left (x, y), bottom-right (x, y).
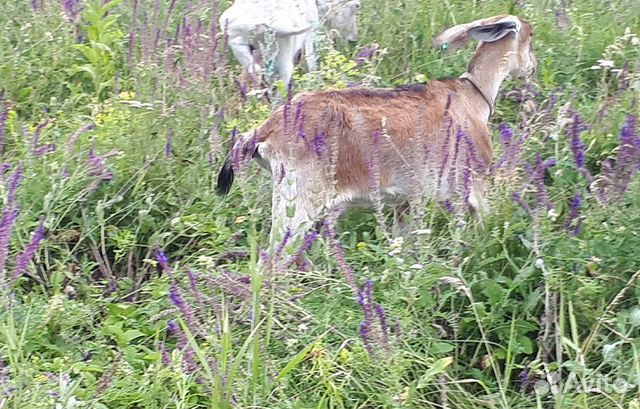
top-left (431, 342), bottom-right (455, 354)
top-left (275, 341), bottom-right (315, 383)
top-left (417, 357), bottom-right (453, 388)
top-left (120, 329), bottom-right (145, 344)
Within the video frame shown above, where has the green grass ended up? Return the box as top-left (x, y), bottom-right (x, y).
top-left (1, 0), bottom-right (640, 408)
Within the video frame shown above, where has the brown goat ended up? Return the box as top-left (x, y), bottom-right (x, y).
top-left (217, 15), bottom-right (537, 263)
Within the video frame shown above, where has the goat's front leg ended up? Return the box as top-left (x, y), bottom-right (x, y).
top-left (303, 30), bottom-right (317, 71)
top-left (228, 34), bottom-right (262, 79)
top-left (274, 36), bottom-right (296, 87)
top-left (267, 165), bottom-right (323, 270)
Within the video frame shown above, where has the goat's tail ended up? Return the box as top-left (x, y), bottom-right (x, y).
top-left (216, 134), bottom-right (260, 196)
top-left (216, 156), bottom-right (235, 196)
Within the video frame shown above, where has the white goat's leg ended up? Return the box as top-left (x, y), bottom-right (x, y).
top-left (228, 34), bottom-right (262, 77)
top-left (303, 31), bottom-right (317, 71)
top-left (275, 35), bottom-right (296, 87)
top-left (468, 180), bottom-right (490, 227)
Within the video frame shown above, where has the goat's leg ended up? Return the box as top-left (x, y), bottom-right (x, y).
top-left (228, 34), bottom-right (262, 78)
top-left (267, 166), bottom-right (324, 269)
top-left (303, 31), bottom-right (317, 71)
top-left (468, 180), bottom-right (490, 227)
top-left (274, 36), bottom-right (296, 87)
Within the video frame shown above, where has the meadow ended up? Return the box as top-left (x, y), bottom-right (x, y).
top-left (1, 0), bottom-right (640, 408)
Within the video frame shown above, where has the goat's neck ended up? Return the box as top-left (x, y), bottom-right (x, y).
top-left (463, 43), bottom-right (512, 121)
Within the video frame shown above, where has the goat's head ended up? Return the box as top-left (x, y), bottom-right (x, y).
top-left (320, 0), bottom-right (361, 42)
top-left (433, 15), bottom-right (537, 79)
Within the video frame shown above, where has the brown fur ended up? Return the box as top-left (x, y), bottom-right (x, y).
top-left (254, 79), bottom-right (492, 197)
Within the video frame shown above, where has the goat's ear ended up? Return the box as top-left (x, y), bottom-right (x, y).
top-left (433, 23), bottom-right (473, 52)
top-left (467, 19), bottom-right (520, 42)
top-left (433, 15), bottom-right (522, 51)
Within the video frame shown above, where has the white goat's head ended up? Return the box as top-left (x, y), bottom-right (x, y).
top-left (433, 15), bottom-right (537, 79)
top-left (319, 0), bottom-right (361, 42)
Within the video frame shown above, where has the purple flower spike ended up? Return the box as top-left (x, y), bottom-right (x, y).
top-left (569, 113), bottom-right (587, 170)
top-left (10, 216), bottom-right (46, 285)
top-left (158, 341), bottom-right (171, 366)
top-left (312, 129), bottom-right (327, 159)
top-left (62, 0), bottom-right (81, 23)
top-left (66, 123), bottom-right (95, 155)
top-left (565, 192), bottom-right (583, 235)
top-left (359, 321), bottom-right (375, 357)
top-left (87, 146), bottom-right (117, 184)
top-left (169, 282), bottom-right (198, 333)
top-left (596, 113), bottom-right (639, 202)
top-left (0, 166), bottom-right (23, 287)
top-left (355, 45), bottom-right (376, 67)
top-left (165, 129), bottom-right (174, 158)
top-left (155, 247), bottom-right (171, 274)
top-left (0, 96), bottom-right (8, 154)
top-left (533, 155), bottom-right (556, 211)
top-left (167, 319), bottom-right (178, 334)
top-left (274, 229), bottom-right (292, 263)
top-left (499, 123), bottom-right (513, 146)
top-left (374, 303), bottom-right (390, 351)
top-left (34, 143), bottom-right (56, 157)
top-left (286, 230), bottom-right (319, 269)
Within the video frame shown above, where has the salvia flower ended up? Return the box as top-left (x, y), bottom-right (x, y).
top-left (512, 191), bottom-right (532, 216)
top-left (597, 114), bottom-right (639, 202)
top-left (355, 45), bottom-right (377, 67)
top-left (158, 341), bottom-right (172, 366)
top-left (0, 358), bottom-right (15, 397)
top-left (322, 213), bottom-right (358, 293)
top-left (286, 230), bottom-right (319, 269)
top-left (533, 155), bottom-right (557, 211)
top-left (496, 123), bottom-right (525, 171)
top-left (569, 112), bottom-right (587, 170)
top-left (155, 247), bottom-right (171, 274)
top-left (169, 281), bottom-right (198, 334)
top-left (358, 279), bottom-right (375, 326)
top-left (10, 216), bottom-right (46, 285)
top-left (186, 269), bottom-right (203, 304)
top-left (565, 192), bottom-right (583, 235)
top-left (166, 318), bottom-right (198, 373)
top-left (87, 146), bottom-right (117, 183)
top-left (33, 144), bottom-right (56, 157)
top-left (359, 321), bottom-right (375, 357)
top-left (0, 166), bottom-right (23, 288)
top-left (0, 96), bottom-right (8, 155)
top-left (95, 352), bottom-right (123, 396)
top-left (30, 120), bottom-right (54, 157)
top-left (0, 163), bottom-right (10, 179)
top-left (65, 123), bottom-right (95, 155)
top-left (165, 129), bottom-right (174, 158)
top-left (312, 129), bottom-right (327, 159)
top-left (374, 303), bottom-right (390, 352)
top-left (274, 229), bottom-right (292, 264)
top-left (62, 0), bottom-right (81, 23)
top-left (167, 319), bottom-right (179, 334)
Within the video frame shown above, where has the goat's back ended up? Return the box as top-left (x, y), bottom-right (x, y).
top-left (254, 80), bottom-right (492, 196)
